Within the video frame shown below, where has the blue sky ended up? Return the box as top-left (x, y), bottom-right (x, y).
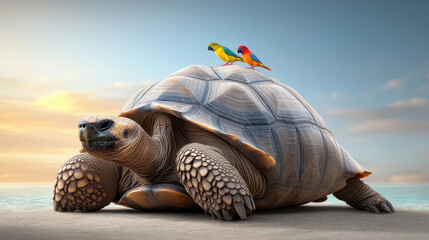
top-left (0, 0), bottom-right (428, 182)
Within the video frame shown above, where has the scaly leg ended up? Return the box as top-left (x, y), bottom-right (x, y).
top-left (53, 153), bottom-right (120, 212)
top-left (176, 143), bottom-right (255, 220)
top-left (334, 176), bottom-right (395, 213)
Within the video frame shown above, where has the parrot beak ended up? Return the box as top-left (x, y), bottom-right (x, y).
top-left (208, 45), bottom-right (214, 51)
top-left (237, 48), bottom-right (242, 54)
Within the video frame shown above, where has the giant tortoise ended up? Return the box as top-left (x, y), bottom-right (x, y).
top-left (53, 65), bottom-right (394, 220)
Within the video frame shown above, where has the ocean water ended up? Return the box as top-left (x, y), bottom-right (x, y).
top-left (0, 183), bottom-right (428, 211)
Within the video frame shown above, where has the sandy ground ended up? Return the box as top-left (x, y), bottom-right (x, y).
top-left (1, 204), bottom-right (428, 240)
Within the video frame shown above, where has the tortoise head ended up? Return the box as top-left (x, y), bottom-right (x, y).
top-left (78, 114), bottom-right (163, 179)
top-left (78, 115), bottom-right (140, 159)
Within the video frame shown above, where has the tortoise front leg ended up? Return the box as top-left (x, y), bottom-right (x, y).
top-left (176, 143), bottom-right (255, 220)
top-left (53, 153), bottom-right (120, 212)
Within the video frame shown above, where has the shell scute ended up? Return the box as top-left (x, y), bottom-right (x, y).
top-left (213, 66), bottom-right (271, 84)
top-left (245, 125), bottom-right (279, 165)
top-left (141, 77), bottom-right (204, 105)
top-left (168, 65), bottom-right (219, 81)
top-left (253, 82), bottom-right (315, 125)
top-left (204, 81), bottom-right (275, 125)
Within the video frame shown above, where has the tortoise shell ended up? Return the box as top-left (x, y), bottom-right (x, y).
top-left (119, 65), bottom-right (370, 208)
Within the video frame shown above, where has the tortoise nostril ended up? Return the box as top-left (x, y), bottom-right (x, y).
top-left (78, 123), bottom-right (87, 129)
top-left (97, 120), bottom-right (114, 132)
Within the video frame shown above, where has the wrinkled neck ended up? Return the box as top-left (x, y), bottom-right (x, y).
top-left (111, 125), bottom-right (162, 181)
top-left (115, 116), bottom-right (183, 183)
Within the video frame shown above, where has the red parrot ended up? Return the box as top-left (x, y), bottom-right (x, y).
top-left (237, 45), bottom-right (271, 71)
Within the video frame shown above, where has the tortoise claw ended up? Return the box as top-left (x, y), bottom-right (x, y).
top-left (386, 201), bottom-right (395, 212)
top-left (222, 209), bottom-right (234, 221)
top-left (53, 201), bottom-right (59, 211)
top-left (379, 203), bottom-right (391, 213)
top-left (369, 205), bottom-right (380, 213)
top-left (243, 196), bottom-right (253, 210)
top-left (213, 209), bottom-right (222, 219)
top-left (234, 203), bottom-right (247, 220)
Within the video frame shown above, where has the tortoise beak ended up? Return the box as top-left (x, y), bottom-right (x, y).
top-left (78, 118), bottom-right (116, 142)
top-left (79, 118), bottom-right (119, 152)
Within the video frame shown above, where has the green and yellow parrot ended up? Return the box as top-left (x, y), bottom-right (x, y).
top-left (208, 43), bottom-right (244, 65)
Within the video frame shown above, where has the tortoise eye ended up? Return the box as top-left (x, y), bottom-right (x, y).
top-left (97, 120), bottom-right (114, 131)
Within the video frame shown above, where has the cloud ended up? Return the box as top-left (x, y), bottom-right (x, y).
top-left (0, 76), bottom-right (154, 182)
top-left (316, 91), bottom-right (349, 100)
top-left (390, 173), bottom-right (429, 183)
top-left (387, 98), bottom-right (429, 108)
top-left (380, 78), bottom-right (404, 90)
top-left (329, 98), bottom-right (429, 121)
top-left (0, 91), bottom-right (124, 182)
top-left (328, 98), bottom-right (429, 134)
top-left (106, 81), bottom-right (135, 89)
top-left (350, 120), bottom-right (429, 134)
top-left (0, 125), bottom-right (81, 182)
top-left (0, 91), bottom-right (126, 137)
top-left (0, 154), bottom-right (71, 182)
top-left (33, 91), bottom-right (125, 115)
top-left (0, 77), bottom-right (65, 99)
top-left (96, 80), bottom-right (154, 99)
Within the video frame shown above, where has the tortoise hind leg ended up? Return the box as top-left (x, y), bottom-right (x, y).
top-left (333, 176), bottom-right (395, 213)
top-left (53, 153), bottom-right (120, 212)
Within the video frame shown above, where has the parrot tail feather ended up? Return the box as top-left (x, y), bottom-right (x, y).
top-left (261, 65), bottom-right (271, 71)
